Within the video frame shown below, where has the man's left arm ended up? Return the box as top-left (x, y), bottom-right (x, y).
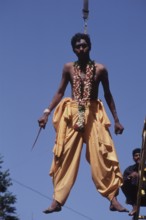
top-left (101, 68), bottom-right (124, 135)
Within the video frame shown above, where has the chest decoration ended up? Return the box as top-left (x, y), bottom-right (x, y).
top-left (73, 60), bottom-right (95, 131)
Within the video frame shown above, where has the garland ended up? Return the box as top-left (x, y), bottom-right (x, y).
top-left (73, 60), bottom-right (95, 131)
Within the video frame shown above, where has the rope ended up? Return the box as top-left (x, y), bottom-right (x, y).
top-left (82, 0), bottom-right (89, 34)
top-left (12, 178), bottom-right (94, 220)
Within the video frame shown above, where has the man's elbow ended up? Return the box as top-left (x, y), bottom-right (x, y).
top-left (58, 91), bottom-right (64, 99)
top-left (104, 92), bottom-right (112, 101)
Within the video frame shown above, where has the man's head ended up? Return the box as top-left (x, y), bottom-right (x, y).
top-left (132, 148), bottom-right (141, 164)
top-left (71, 33), bottom-right (91, 52)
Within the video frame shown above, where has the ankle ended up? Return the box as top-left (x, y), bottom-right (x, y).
top-left (111, 197), bottom-right (117, 203)
top-left (53, 200), bottom-right (61, 206)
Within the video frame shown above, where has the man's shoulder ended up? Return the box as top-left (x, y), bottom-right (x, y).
top-left (63, 62), bottom-right (74, 72)
top-left (64, 62), bottom-right (74, 68)
top-left (94, 62), bottom-right (107, 72)
top-left (124, 164), bottom-right (136, 172)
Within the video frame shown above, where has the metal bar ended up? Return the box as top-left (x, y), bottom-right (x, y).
top-left (83, 0), bottom-right (89, 19)
top-left (138, 216), bottom-right (146, 219)
top-left (135, 119), bottom-right (146, 220)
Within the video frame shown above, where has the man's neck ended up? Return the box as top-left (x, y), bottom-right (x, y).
top-left (77, 57), bottom-right (91, 69)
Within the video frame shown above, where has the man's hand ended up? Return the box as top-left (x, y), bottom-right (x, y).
top-left (128, 171), bottom-right (139, 179)
top-left (114, 122), bottom-right (124, 135)
top-left (38, 114), bottom-right (49, 129)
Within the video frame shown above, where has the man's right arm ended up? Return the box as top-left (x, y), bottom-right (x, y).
top-left (38, 64), bottom-right (70, 128)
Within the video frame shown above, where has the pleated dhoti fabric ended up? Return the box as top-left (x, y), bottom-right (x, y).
top-left (49, 98), bottom-right (123, 205)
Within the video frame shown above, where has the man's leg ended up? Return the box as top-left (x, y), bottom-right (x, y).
top-left (110, 196), bottom-right (129, 212)
top-left (43, 200), bottom-right (62, 214)
top-left (129, 204), bottom-right (137, 216)
top-left (85, 120), bottom-right (129, 212)
top-left (44, 130), bottom-right (83, 213)
top-left (121, 182), bottom-right (138, 215)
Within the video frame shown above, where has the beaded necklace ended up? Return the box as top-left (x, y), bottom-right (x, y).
top-left (73, 60), bottom-right (95, 131)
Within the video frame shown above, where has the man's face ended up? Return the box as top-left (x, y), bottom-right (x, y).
top-left (73, 39), bottom-right (90, 57)
top-left (133, 152), bottom-right (141, 164)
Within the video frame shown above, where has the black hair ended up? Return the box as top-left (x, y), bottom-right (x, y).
top-left (71, 33), bottom-right (91, 50)
top-left (132, 148), bottom-right (141, 157)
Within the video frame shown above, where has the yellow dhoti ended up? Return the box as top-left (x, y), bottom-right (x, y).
top-left (49, 98), bottom-right (123, 205)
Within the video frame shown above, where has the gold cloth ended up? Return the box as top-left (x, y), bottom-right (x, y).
top-left (49, 98), bottom-right (123, 205)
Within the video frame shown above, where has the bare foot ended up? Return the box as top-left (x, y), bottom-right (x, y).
top-left (43, 200), bottom-right (62, 214)
top-left (110, 197), bottom-right (129, 212)
top-left (129, 205), bottom-right (137, 216)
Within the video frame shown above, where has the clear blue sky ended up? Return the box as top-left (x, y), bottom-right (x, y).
top-left (0, 1), bottom-right (146, 220)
